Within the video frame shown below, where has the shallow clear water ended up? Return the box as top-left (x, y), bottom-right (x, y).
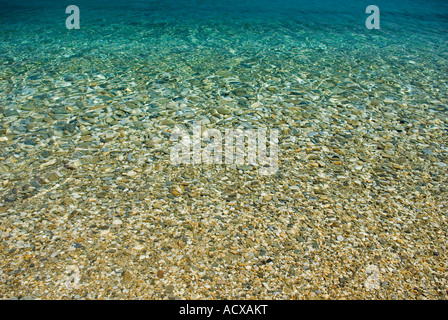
top-left (1, 0), bottom-right (448, 300)
top-left (1, 2), bottom-right (447, 83)
top-left (1, 1), bottom-right (447, 110)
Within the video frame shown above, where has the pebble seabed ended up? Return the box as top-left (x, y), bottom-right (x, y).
top-left (1, 7), bottom-right (448, 300)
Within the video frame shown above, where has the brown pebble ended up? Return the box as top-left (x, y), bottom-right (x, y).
top-left (165, 285), bottom-right (174, 293)
top-left (122, 270), bottom-right (132, 284)
top-left (157, 270), bottom-right (164, 278)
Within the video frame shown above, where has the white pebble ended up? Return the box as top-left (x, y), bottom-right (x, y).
top-left (125, 170), bottom-right (137, 177)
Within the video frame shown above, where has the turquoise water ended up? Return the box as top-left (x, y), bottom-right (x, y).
top-left (1, 0), bottom-right (448, 300)
top-left (1, 1), bottom-right (447, 107)
top-left (1, 1), bottom-right (447, 148)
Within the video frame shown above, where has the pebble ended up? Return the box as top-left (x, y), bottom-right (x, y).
top-left (122, 271), bottom-right (132, 284)
top-left (216, 107), bottom-right (231, 115)
top-left (51, 106), bottom-right (68, 114)
top-left (3, 109), bottom-right (19, 117)
top-left (104, 132), bottom-right (115, 141)
top-left (125, 170), bottom-right (137, 178)
top-left (112, 219), bottom-right (123, 226)
top-left (65, 160), bottom-right (82, 170)
top-left (160, 119), bottom-right (176, 126)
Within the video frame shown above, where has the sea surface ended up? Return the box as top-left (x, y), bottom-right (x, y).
top-left (1, 1), bottom-right (447, 104)
top-left (1, 0), bottom-right (448, 300)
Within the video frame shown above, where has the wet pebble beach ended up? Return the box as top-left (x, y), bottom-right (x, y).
top-left (0, 0), bottom-right (448, 300)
